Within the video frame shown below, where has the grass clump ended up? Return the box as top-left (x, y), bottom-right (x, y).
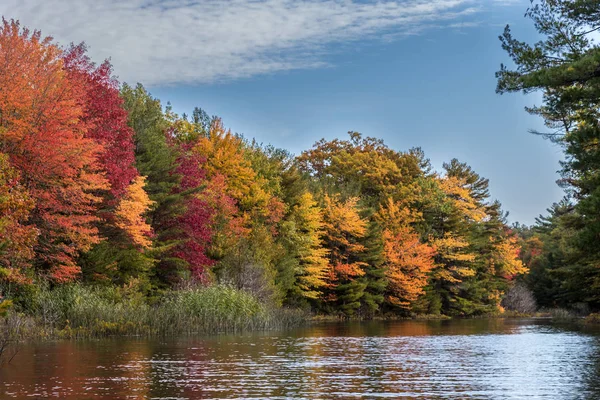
top-left (153, 285), bottom-right (302, 334)
top-left (537, 307), bottom-right (580, 321)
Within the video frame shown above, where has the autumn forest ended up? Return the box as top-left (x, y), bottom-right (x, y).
top-left (1, 0), bottom-right (600, 337)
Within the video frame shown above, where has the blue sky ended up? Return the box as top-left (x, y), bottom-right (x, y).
top-left (2, 0), bottom-right (565, 224)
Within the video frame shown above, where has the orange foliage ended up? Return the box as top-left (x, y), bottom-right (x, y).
top-left (200, 173), bottom-right (250, 259)
top-left (384, 227), bottom-right (436, 308)
top-left (0, 19), bottom-right (108, 282)
top-left (377, 198), bottom-right (436, 308)
top-left (0, 153), bottom-right (38, 283)
top-left (192, 119), bottom-right (269, 210)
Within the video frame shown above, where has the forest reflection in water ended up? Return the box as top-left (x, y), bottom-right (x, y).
top-left (2, 319), bottom-right (600, 399)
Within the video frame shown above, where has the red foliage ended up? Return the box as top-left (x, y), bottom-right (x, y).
top-left (176, 143), bottom-right (206, 190)
top-left (172, 197), bottom-right (215, 282)
top-left (171, 149), bottom-right (215, 282)
top-left (63, 44), bottom-right (138, 200)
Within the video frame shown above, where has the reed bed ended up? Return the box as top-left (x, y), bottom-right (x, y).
top-left (5, 284), bottom-right (306, 339)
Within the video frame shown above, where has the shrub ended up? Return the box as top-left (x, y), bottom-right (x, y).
top-left (501, 282), bottom-right (537, 314)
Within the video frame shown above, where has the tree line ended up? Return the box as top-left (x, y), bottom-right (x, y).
top-left (0, 18), bottom-right (526, 319)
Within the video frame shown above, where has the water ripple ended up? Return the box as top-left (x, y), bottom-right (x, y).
top-left (1, 319), bottom-right (600, 399)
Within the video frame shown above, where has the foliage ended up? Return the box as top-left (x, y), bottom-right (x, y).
top-left (0, 154), bottom-right (38, 284)
top-left (321, 195), bottom-right (368, 316)
top-left (114, 176), bottom-right (154, 248)
top-left (63, 44), bottom-right (138, 200)
top-left (0, 19), bottom-right (108, 282)
top-left (383, 226), bottom-right (436, 309)
top-left (283, 192), bottom-right (329, 301)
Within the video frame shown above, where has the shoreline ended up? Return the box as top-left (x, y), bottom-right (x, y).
top-left (2, 310), bottom-right (594, 341)
top-left (3, 310), bottom-right (599, 365)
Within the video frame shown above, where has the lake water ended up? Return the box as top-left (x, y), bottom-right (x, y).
top-left (1, 319), bottom-right (600, 399)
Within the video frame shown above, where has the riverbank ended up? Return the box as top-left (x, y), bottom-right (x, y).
top-left (0, 284), bottom-right (306, 345)
top-left (3, 283), bottom-right (600, 351)
top-left (310, 308), bottom-right (600, 324)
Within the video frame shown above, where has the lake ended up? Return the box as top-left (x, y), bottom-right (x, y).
top-left (1, 318), bottom-right (599, 399)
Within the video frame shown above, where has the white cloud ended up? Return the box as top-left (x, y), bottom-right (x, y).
top-left (0, 0), bottom-right (516, 85)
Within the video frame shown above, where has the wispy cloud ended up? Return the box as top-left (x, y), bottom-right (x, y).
top-left (448, 21), bottom-right (482, 29)
top-left (1, 0), bottom-right (520, 85)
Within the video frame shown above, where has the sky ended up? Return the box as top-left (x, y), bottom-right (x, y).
top-left (1, 0), bottom-right (565, 225)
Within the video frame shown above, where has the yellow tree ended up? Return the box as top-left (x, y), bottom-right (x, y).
top-left (81, 175), bottom-right (155, 286)
top-left (114, 176), bottom-right (154, 248)
top-left (407, 171), bottom-right (483, 315)
top-left (291, 192), bottom-right (329, 300)
top-left (431, 233), bottom-right (477, 286)
top-left (432, 174), bottom-right (482, 281)
top-left (421, 162), bottom-right (521, 316)
top-left (297, 132), bottom-right (423, 199)
top-left (437, 175), bottom-right (487, 223)
top-left (192, 119), bottom-right (270, 211)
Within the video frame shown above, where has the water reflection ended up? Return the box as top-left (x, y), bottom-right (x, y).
top-left (1, 319), bottom-right (599, 399)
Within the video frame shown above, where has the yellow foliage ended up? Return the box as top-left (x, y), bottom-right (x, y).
top-left (322, 194), bottom-right (368, 285)
top-left (491, 234), bottom-right (528, 277)
top-left (293, 192), bottom-right (329, 299)
top-left (193, 119), bottom-right (269, 210)
top-left (377, 197), bottom-right (415, 228)
top-left (322, 195), bottom-right (367, 240)
top-left (438, 176), bottom-right (486, 222)
top-left (115, 176), bottom-right (154, 248)
top-left (430, 233), bottom-right (477, 285)
top-left (433, 234), bottom-right (476, 263)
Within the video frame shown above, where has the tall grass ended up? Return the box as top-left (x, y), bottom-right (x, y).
top-left (0, 306), bottom-right (37, 365)
top-left (153, 285), bottom-right (303, 335)
top-left (9, 283), bottom-right (306, 339)
top-left (542, 307), bottom-right (580, 321)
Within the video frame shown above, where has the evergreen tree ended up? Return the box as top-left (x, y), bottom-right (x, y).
top-left (120, 84), bottom-right (185, 288)
top-left (497, 0), bottom-right (600, 309)
top-left (358, 220), bottom-right (387, 316)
